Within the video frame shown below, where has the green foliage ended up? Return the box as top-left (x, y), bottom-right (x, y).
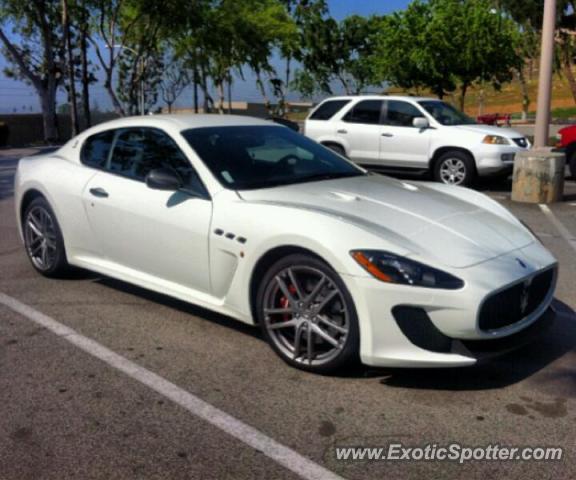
top-left (373, 0), bottom-right (523, 101)
top-left (292, 11), bottom-right (382, 97)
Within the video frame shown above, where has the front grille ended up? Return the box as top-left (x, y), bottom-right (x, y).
top-left (512, 137), bottom-right (528, 148)
top-left (478, 268), bottom-right (555, 331)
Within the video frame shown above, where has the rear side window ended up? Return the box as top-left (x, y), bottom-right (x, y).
top-left (309, 100), bottom-right (350, 120)
top-left (384, 100), bottom-right (423, 127)
top-left (343, 100), bottom-right (383, 125)
top-left (81, 130), bottom-right (114, 168)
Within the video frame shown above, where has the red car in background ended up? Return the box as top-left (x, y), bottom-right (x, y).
top-left (556, 125), bottom-right (576, 178)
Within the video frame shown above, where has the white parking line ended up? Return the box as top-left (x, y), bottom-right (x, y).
top-left (539, 204), bottom-right (576, 254)
top-left (0, 292), bottom-right (345, 480)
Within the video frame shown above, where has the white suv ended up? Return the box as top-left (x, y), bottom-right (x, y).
top-left (304, 95), bottom-right (530, 186)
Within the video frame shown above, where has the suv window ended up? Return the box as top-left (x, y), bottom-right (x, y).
top-left (309, 100), bottom-right (351, 120)
top-left (108, 127), bottom-right (205, 191)
top-left (384, 100), bottom-right (423, 127)
top-left (343, 100), bottom-right (383, 125)
top-left (81, 130), bottom-right (114, 168)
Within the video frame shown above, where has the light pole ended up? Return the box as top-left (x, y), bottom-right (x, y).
top-left (512, 0), bottom-right (565, 204)
top-left (108, 45), bottom-right (145, 115)
top-left (534, 0), bottom-right (557, 148)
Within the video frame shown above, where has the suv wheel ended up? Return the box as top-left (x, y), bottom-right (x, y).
top-left (434, 151), bottom-right (476, 187)
top-left (324, 143), bottom-right (347, 158)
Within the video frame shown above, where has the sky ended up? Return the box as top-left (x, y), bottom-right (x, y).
top-left (0, 0), bottom-right (411, 114)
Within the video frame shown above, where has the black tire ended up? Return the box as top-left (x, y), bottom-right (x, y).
top-left (256, 253), bottom-right (359, 374)
top-left (568, 147), bottom-right (576, 179)
top-left (22, 196), bottom-right (70, 277)
top-left (324, 143), bottom-right (347, 158)
top-left (433, 150), bottom-right (476, 187)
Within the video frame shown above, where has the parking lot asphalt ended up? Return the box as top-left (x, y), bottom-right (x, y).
top-left (1, 147), bottom-right (575, 480)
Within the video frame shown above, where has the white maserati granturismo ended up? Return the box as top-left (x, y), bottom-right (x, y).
top-left (14, 115), bottom-right (558, 373)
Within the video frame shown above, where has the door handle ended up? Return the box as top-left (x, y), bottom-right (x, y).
top-left (337, 129), bottom-right (348, 134)
top-left (381, 133), bottom-right (394, 137)
top-left (89, 187), bottom-right (109, 198)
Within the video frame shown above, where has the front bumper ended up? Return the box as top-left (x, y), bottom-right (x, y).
top-left (342, 242), bottom-right (557, 368)
top-left (475, 144), bottom-right (527, 175)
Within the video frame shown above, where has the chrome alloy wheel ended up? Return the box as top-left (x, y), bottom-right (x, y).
top-left (439, 157), bottom-right (467, 185)
top-left (24, 205), bottom-right (58, 271)
top-left (262, 266), bottom-right (350, 366)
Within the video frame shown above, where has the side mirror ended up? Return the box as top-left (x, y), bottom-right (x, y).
top-left (413, 117), bottom-right (430, 129)
top-left (145, 168), bottom-right (182, 191)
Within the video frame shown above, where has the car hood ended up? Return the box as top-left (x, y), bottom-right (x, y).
top-left (238, 175), bottom-right (533, 268)
top-left (451, 124), bottom-right (524, 139)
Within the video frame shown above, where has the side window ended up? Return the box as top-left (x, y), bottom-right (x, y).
top-left (343, 100), bottom-right (383, 125)
top-left (109, 128), bottom-right (205, 192)
top-left (384, 101), bottom-right (424, 127)
top-left (81, 130), bottom-right (114, 169)
top-left (309, 100), bottom-right (351, 120)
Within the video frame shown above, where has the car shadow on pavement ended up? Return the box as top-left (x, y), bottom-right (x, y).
top-left (93, 271), bottom-right (576, 391)
top-left (374, 299), bottom-right (576, 393)
top-left (94, 276), bottom-right (262, 340)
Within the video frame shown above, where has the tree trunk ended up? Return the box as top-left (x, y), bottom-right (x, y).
top-left (62, 0), bottom-right (79, 136)
top-left (193, 65), bottom-right (199, 113)
top-left (0, 26), bottom-right (59, 143)
top-left (459, 83), bottom-right (468, 112)
top-left (40, 88), bottom-right (58, 143)
top-left (227, 74), bottom-right (232, 114)
top-left (217, 81), bottom-right (225, 114)
top-left (516, 68), bottom-right (530, 121)
top-left (282, 56), bottom-right (291, 117)
top-left (167, 102), bottom-right (173, 113)
top-left (255, 70), bottom-right (271, 115)
top-left (79, 2), bottom-right (91, 129)
top-left (563, 45), bottom-right (576, 105)
top-left (104, 75), bottom-right (126, 116)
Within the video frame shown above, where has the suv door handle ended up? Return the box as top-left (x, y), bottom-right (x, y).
top-left (89, 187), bottom-right (109, 198)
top-left (337, 129), bottom-right (348, 134)
top-left (381, 133), bottom-right (394, 137)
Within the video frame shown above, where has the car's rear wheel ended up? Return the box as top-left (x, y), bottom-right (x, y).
top-left (434, 151), bottom-right (476, 186)
top-left (23, 197), bottom-right (70, 277)
top-left (256, 254), bottom-right (359, 373)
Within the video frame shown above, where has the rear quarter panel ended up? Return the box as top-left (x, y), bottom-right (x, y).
top-left (16, 153), bottom-right (98, 259)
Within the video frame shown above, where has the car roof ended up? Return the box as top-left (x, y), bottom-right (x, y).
top-left (83, 114), bottom-right (274, 134)
top-left (319, 95), bottom-right (438, 103)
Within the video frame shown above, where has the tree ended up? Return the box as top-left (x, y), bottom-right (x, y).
top-left (432, 0), bottom-right (523, 110)
top-left (292, 9), bottom-right (382, 97)
top-left (88, 0), bottom-right (150, 115)
top-left (62, 0), bottom-right (79, 135)
top-left (374, 0), bottom-right (522, 105)
top-left (159, 55), bottom-right (190, 113)
top-left (0, 0), bottom-right (64, 142)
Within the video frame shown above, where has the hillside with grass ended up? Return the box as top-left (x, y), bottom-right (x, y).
top-left (388, 69), bottom-right (576, 123)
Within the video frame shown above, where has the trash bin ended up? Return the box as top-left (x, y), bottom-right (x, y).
top-left (511, 149), bottom-right (565, 203)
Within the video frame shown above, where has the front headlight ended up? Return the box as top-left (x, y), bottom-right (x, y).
top-left (482, 135), bottom-right (510, 145)
top-left (350, 250), bottom-right (464, 289)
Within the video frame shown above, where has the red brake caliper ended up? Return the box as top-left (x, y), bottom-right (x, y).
top-left (279, 285), bottom-right (297, 322)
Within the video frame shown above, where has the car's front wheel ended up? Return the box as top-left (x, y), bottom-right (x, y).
top-left (434, 151), bottom-right (476, 186)
top-left (256, 254), bottom-right (359, 373)
top-left (23, 196), bottom-right (70, 277)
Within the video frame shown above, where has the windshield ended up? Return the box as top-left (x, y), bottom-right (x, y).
top-left (418, 101), bottom-right (476, 126)
top-left (182, 125), bottom-right (364, 190)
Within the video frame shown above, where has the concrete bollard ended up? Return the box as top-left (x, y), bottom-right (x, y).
top-left (511, 149), bottom-right (565, 204)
